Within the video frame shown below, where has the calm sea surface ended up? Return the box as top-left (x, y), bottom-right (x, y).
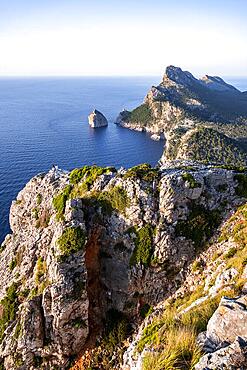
top-left (0, 76), bottom-right (246, 243)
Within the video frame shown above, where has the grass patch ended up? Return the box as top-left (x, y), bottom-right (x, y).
top-left (138, 294), bottom-right (221, 370)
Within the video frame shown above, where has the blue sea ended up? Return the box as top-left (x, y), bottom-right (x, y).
top-left (0, 76), bottom-right (246, 243)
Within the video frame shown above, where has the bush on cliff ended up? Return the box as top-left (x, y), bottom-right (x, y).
top-left (52, 185), bottom-right (72, 221)
top-left (70, 165), bottom-right (116, 188)
top-left (57, 227), bottom-right (86, 259)
top-left (130, 224), bottom-right (154, 267)
top-left (175, 203), bottom-right (221, 249)
top-left (124, 163), bottom-right (159, 182)
top-left (0, 283), bottom-right (19, 343)
top-left (98, 186), bottom-right (130, 214)
top-left (234, 173), bottom-right (247, 198)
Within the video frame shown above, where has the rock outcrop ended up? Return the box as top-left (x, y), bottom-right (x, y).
top-left (194, 296), bottom-right (247, 369)
top-left (88, 109), bottom-right (108, 128)
top-left (1, 162), bottom-right (247, 369)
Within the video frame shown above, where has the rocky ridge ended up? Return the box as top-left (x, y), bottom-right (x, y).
top-left (115, 66), bottom-right (247, 165)
top-left (0, 162), bottom-right (247, 369)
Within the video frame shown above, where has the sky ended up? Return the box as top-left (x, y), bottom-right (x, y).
top-left (0, 0), bottom-right (246, 76)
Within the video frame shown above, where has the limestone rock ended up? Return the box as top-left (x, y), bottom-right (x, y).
top-left (0, 163), bottom-right (247, 369)
top-left (195, 336), bottom-right (247, 370)
top-left (88, 109), bottom-right (108, 128)
top-left (206, 296), bottom-right (247, 345)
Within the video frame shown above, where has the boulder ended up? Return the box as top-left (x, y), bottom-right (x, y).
top-left (88, 109), bottom-right (108, 128)
top-left (206, 296), bottom-right (247, 345)
top-left (195, 336), bottom-right (247, 370)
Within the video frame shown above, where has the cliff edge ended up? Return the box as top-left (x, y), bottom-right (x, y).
top-left (0, 162), bottom-right (247, 369)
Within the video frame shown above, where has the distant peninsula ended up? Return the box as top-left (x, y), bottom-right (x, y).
top-left (116, 66), bottom-right (247, 166)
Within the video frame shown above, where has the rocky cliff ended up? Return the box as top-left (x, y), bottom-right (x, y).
top-left (116, 66), bottom-right (247, 165)
top-left (1, 162), bottom-right (247, 369)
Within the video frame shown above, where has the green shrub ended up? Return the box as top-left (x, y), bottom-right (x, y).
top-left (130, 224), bottom-right (154, 267)
top-left (9, 258), bottom-right (17, 271)
top-left (126, 104), bottom-right (152, 125)
top-left (140, 303), bottom-right (153, 319)
top-left (0, 283), bottom-right (19, 343)
top-left (36, 193), bottom-right (42, 205)
top-left (182, 173), bottom-right (201, 189)
top-left (32, 208), bottom-right (39, 220)
top-left (224, 247), bottom-right (237, 259)
top-left (57, 227), bottom-right (86, 259)
top-left (52, 185), bottom-right (72, 221)
top-left (103, 309), bottom-right (130, 354)
top-left (70, 165), bottom-right (116, 187)
top-left (175, 203), bottom-right (221, 249)
top-left (124, 163), bottom-right (159, 182)
top-left (234, 174), bottom-right (247, 197)
top-left (98, 186), bottom-right (130, 214)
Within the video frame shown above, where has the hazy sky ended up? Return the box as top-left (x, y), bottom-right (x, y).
top-left (0, 0), bottom-right (246, 76)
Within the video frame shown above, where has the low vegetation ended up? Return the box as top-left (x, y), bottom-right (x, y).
top-left (69, 165), bottom-right (116, 187)
top-left (0, 283), bottom-right (19, 343)
top-left (234, 173), bottom-right (247, 198)
top-left (125, 103), bottom-right (153, 125)
top-left (138, 294), bottom-right (221, 370)
top-left (52, 185), bottom-right (72, 221)
top-left (175, 127), bottom-right (247, 166)
top-left (97, 186), bottom-right (130, 214)
top-left (34, 257), bottom-right (49, 294)
top-left (175, 203), bottom-right (221, 249)
top-left (130, 224), bottom-right (154, 267)
top-left (182, 172), bottom-right (201, 189)
top-left (57, 227), bottom-right (86, 260)
top-left (124, 163), bottom-right (159, 182)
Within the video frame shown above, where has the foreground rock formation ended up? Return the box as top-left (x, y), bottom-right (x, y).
top-left (116, 66), bottom-right (247, 166)
top-left (88, 109), bottom-right (108, 128)
top-left (0, 161), bottom-right (247, 369)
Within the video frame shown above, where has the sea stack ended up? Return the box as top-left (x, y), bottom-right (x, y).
top-left (88, 109), bottom-right (108, 128)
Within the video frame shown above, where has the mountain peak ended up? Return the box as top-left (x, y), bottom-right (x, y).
top-left (164, 65), bottom-right (198, 86)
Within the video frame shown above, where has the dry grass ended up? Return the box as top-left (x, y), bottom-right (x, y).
top-left (142, 327), bottom-right (202, 370)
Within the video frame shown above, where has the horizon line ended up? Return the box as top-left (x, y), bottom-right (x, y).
top-left (0, 74), bottom-right (247, 79)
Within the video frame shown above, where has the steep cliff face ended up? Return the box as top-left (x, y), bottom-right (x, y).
top-left (116, 66), bottom-right (247, 165)
top-left (0, 163), bottom-right (247, 369)
top-left (0, 169), bottom-right (89, 369)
